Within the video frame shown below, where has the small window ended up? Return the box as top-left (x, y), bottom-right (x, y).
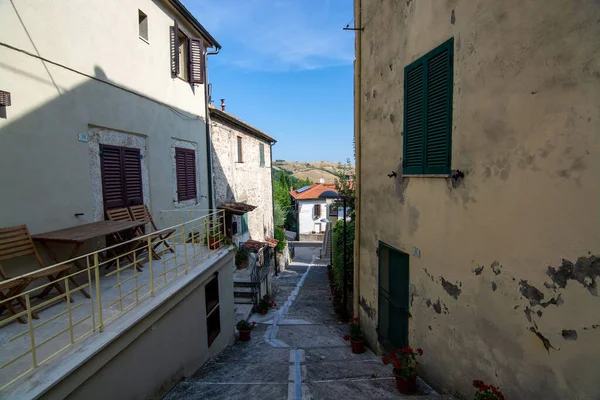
top-left (329, 205), bottom-right (338, 217)
top-left (205, 275), bottom-right (221, 347)
top-left (259, 143), bottom-right (265, 167)
top-left (177, 30), bottom-right (189, 81)
top-left (314, 223), bottom-right (321, 233)
top-left (138, 10), bottom-right (148, 41)
top-left (313, 204), bottom-right (321, 218)
top-left (175, 148), bottom-right (196, 201)
top-left (237, 137), bottom-right (243, 162)
top-left (403, 38), bottom-right (454, 175)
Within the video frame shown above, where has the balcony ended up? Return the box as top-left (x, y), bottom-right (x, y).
top-left (0, 209), bottom-right (234, 398)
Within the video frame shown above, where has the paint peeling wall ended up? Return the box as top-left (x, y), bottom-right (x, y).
top-left (356, 1), bottom-right (600, 399)
top-left (210, 115), bottom-right (274, 243)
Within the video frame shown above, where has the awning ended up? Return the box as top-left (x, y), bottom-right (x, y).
top-left (242, 240), bottom-right (267, 252)
top-left (264, 237), bottom-right (279, 248)
top-left (217, 201), bottom-right (257, 215)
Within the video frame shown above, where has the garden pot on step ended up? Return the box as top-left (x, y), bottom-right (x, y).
top-left (238, 330), bottom-right (251, 341)
top-left (237, 260), bottom-right (248, 269)
top-left (208, 237), bottom-right (221, 250)
top-left (350, 339), bottom-right (365, 354)
top-left (260, 309), bottom-right (267, 315)
top-left (394, 371), bottom-right (416, 394)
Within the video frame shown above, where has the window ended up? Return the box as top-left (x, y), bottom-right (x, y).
top-left (175, 148), bottom-right (197, 201)
top-left (170, 20), bottom-right (205, 83)
top-left (138, 10), bottom-right (148, 41)
top-left (205, 275), bottom-right (221, 347)
top-left (241, 201), bottom-right (249, 234)
top-left (259, 143), bottom-right (265, 167)
top-left (237, 137), bottom-right (243, 162)
top-left (329, 205), bottom-right (338, 217)
top-left (314, 223), bottom-right (321, 233)
top-left (403, 38), bottom-right (454, 175)
top-left (313, 204), bottom-right (321, 218)
top-left (100, 144), bottom-right (143, 211)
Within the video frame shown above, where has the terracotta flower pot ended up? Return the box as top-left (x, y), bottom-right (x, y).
top-left (394, 371), bottom-right (416, 394)
top-left (260, 309), bottom-right (267, 315)
top-left (238, 329), bottom-right (251, 342)
top-left (237, 260), bottom-right (248, 269)
top-left (350, 339), bottom-right (365, 354)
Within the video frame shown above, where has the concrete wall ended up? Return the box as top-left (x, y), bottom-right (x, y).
top-left (356, 1), bottom-right (600, 399)
top-left (45, 252), bottom-right (235, 400)
top-left (0, 0), bottom-right (211, 238)
top-left (210, 114), bottom-right (274, 243)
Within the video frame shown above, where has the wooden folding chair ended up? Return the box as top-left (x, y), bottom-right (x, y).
top-left (0, 277), bottom-right (30, 324)
top-left (0, 225), bottom-right (72, 322)
top-left (129, 205), bottom-right (176, 258)
top-left (105, 208), bottom-right (145, 270)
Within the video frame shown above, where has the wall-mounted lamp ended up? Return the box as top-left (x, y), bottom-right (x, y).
top-left (387, 171), bottom-right (397, 178)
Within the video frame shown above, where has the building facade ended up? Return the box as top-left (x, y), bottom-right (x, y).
top-left (0, 0), bottom-right (218, 235)
top-left (290, 183), bottom-right (340, 241)
top-left (353, 1), bottom-right (600, 399)
top-left (209, 104), bottom-right (276, 245)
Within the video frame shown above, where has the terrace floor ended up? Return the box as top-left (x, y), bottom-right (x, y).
top-left (0, 242), bottom-right (232, 392)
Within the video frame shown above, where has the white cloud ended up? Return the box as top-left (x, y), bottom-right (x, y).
top-left (185, 0), bottom-right (354, 71)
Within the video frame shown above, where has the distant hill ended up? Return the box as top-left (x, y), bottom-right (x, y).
top-left (272, 160), bottom-right (354, 184)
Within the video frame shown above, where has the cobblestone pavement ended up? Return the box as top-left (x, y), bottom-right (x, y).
top-left (165, 248), bottom-right (452, 399)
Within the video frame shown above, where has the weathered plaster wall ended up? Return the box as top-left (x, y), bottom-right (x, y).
top-left (210, 115), bottom-right (274, 243)
top-left (357, 1), bottom-right (600, 399)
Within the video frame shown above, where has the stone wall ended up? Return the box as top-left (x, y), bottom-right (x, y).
top-left (356, 1), bottom-right (600, 399)
top-left (210, 114), bottom-right (274, 245)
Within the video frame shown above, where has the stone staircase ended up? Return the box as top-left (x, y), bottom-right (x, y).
top-left (321, 227), bottom-right (332, 261)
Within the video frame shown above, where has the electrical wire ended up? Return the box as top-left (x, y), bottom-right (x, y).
top-left (0, 41), bottom-right (201, 121)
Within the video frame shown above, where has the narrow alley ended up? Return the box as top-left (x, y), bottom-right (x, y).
top-left (165, 246), bottom-right (450, 400)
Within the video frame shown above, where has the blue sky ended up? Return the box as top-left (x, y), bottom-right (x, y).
top-left (183, 0), bottom-right (355, 163)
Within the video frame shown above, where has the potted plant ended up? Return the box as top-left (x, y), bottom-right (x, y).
top-left (235, 247), bottom-right (250, 269)
top-left (343, 318), bottom-right (365, 354)
top-left (236, 320), bottom-right (256, 341)
top-left (207, 228), bottom-right (223, 250)
top-left (473, 380), bottom-right (505, 400)
top-left (257, 294), bottom-right (276, 314)
top-left (382, 347), bottom-right (423, 394)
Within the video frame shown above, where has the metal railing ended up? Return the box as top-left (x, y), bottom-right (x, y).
top-left (250, 245), bottom-right (274, 305)
top-left (0, 209), bottom-right (226, 391)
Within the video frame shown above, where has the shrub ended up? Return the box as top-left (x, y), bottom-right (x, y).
top-left (332, 219), bottom-right (355, 296)
top-left (236, 320), bottom-right (256, 331)
top-left (274, 226), bottom-right (286, 253)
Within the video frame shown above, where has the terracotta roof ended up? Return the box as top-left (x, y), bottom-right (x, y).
top-left (242, 240), bottom-right (267, 252)
top-left (264, 237), bottom-right (279, 248)
top-left (209, 106), bottom-right (276, 144)
top-left (217, 202), bottom-right (257, 215)
top-left (290, 183), bottom-right (338, 200)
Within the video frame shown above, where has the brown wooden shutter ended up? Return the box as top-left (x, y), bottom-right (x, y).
top-left (171, 20), bottom-right (180, 76)
top-left (188, 38), bottom-right (205, 84)
top-left (175, 148), bottom-right (196, 201)
top-left (100, 145), bottom-right (126, 210)
top-left (124, 148), bottom-right (143, 205)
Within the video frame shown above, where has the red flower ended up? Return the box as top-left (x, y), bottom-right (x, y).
top-left (343, 334), bottom-right (350, 341)
top-left (328, 297), bottom-right (332, 300)
top-left (382, 357), bottom-right (390, 365)
top-left (401, 347), bottom-right (413, 354)
top-left (251, 321), bottom-right (256, 325)
top-left (417, 348), bottom-right (423, 356)
top-left (353, 317), bottom-right (359, 323)
top-left (273, 303), bottom-right (277, 307)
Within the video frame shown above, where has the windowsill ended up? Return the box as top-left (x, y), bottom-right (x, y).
top-left (176, 76), bottom-right (189, 83)
top-left (236, 161), bottom-right (244, 164)
top-left (402, 174), bottom-right (450, 178)
top-left (138, 36), bottom-right (149, 44)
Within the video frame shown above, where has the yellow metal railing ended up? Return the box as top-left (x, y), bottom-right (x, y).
top-left (0, 209), bottom-right (226, 391)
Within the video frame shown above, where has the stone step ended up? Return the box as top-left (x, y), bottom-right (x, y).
top-left (234, 286), bottom-right (253, 293)
top-left (233, 297), bottom-right (254, 304)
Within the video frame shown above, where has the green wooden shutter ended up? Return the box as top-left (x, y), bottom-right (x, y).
top-left (403, 38), bottom-right (453, 175)
top-left (403, 62), bottom-right (425, 175)
top-left (241, 201), bottom-right (249, 233)
top-left (259, 143), bottom-right (265, 167)
top-left (424, 38), bottom-right (453, 174)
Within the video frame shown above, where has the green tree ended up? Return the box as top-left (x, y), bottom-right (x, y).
top-left (333, 158), bottom-right (356, 221)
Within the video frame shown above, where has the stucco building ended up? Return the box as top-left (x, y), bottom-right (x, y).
top-left (0, 1), bottom-right (237, 398)
top-left (353, 1), bottom-right (600, 399)
top-left (209, 102), bottom-right (276, 246)
top-left (290, 183), bottom-right (341, 241)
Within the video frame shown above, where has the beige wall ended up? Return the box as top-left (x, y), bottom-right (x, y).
top-left (0, 0), bottom-right (212, 239)
top-left (356, 1), bottom-right (600, 399)
top-left (210, 115), bottom-right (274, 243)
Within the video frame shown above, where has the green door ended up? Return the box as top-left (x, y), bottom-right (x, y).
top-left (378, 243), bottom-right (409, 349)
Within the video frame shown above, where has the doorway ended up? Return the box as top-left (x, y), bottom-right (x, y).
top-left (378, 242), bottom-right (410, 349)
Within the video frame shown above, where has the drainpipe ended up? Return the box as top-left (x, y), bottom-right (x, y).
top-left (353, 0), bottom-right (362, 319)
top-left (270, 141), bottom-right (278, 275)
top-left (204, 46), bottom-right (220, 210)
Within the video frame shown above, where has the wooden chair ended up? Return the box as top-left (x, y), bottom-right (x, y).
top-left (105, 208), bottom-right (146, 270)
top-left (129, 205), bottom-right (176, 258)
top-left (0, 277), bottom-right (30, 324)
top-left (0, 225), bottom-right (72, 323)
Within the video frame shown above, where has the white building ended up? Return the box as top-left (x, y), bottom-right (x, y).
top-left (290, 183), bottom-right (341, 241)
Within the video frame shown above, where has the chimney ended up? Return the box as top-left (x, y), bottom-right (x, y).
top-left (220, 99), bottom-right (226, 111)
top-left (319, 178), bottom-right (325, 184)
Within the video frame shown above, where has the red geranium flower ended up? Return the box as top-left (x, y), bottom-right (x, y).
top-left (252, 321), bottom-right (256, 325)
top-left (328, 297), bottom-right (332, 300)
top-left (353, 317), bottom-right (359, 323)
top-left (417, 348), bottom-right (423, 356)
top-left (343, 334), bottom-right (350, 341)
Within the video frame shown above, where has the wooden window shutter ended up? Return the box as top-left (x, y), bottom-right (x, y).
top-left (314, 204), bottom-right (321, 218)
top-left (403, 38), bottom-right (453, 175)
top-left (175, 148), bottom-right (197, 201)
top-left (171, 20), bottom-right (180, 76)
top-left (259, 143), bottom-right (265, 167)
top-left (100, 145), bottom-right (126, 210)
top-left (123, 148), bottom-right (143, 205)
top-left (188, 38), bottom-right (205, 84)
top-left (424, 39), bottom-right (453, 174)
top-left (402, 62), bottom-right (425, 175)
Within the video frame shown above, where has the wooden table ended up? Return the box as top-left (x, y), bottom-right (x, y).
top-left (32, 221), bottom-right (147, 298)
